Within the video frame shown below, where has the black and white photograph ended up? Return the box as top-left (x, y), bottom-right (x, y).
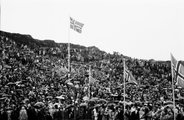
top-left (1, 0), bottom-right (184, 120)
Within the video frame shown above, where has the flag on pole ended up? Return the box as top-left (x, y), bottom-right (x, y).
top-left (89, 76), bottom-right (99, 85)
top-left (70, 17), bottom-right (84, 33)
top-left (171, 54), bottom-right (184, 88)
top-left (124, 64), bottom-right (138, 85)
top-left (88, 67), bottom-right (99, 85)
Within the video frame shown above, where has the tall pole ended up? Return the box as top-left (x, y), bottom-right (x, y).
top-left (69, 16), bottom-right (76, 120)
top-left (68, 17), bottom-right (71, 75)
top-left (123, 58), bottom-right (126, 119)
top-left (88, 65), bottom-right (91, 99)
top-left (170, 54), bottom-right (176, 120)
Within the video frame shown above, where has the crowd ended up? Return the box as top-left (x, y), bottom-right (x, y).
top-left (0, 31), bottom-right (184, 120)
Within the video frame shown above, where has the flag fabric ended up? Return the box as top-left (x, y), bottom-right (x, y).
top-left (70, 17), bottom-right (84, 33)
top-left (171, 54), bottom-right (184, 88)
top-left (89, 76), bottom-right (99, 85)
top-left (124, 64), bottom-right (138, 85)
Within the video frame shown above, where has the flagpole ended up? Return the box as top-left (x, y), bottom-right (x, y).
top-left (170, 53), bottom-right (176, 120)
top-left (69, 15), bottom-right (76, 120)
top-left (123, 58), bottom-right (126, 119)
top-left (88, 65), bottom-right (91, 99)
top-left (68, 16), bottom-right (71, 75)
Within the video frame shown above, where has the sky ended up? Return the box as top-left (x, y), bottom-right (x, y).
top-left (1, 0), bottom-right (184, 61)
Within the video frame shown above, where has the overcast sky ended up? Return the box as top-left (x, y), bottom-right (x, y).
top-left (1, 0), bottom-right (184, 61)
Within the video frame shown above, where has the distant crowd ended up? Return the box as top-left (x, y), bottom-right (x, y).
top-left (0, 33), bottom-right (184, 120)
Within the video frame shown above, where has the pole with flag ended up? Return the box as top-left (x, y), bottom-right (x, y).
top-left (170, 53), bottom-right (176, 120)
top-left (69, 17), bottom-right (84, 120)
top-left (69, 17), bottom-right (84, 73)
top-left (171, 54), bottom-right (184, 88)
top-left (123, 58), bottom-right (138, 119)
top-left (170, 54), bottom-right (184, 120)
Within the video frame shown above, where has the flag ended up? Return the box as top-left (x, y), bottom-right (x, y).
top-left (124, 64), bottom-right (138, 85)
top-left (70, 17), bottom-right (84, 33)
top-left (89, 76), bottom-right (99, 85)
top-left (171, 54), bottom-right (184, 88)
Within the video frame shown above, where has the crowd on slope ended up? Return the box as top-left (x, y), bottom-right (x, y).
top-left (0, 35), bottom-right (184, 120)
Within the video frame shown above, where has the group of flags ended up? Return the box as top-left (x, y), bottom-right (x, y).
top-left (69, 16), bottom-right (184, 89)
top-left (68, 16), bottom-right (184, 120)
top-left (69, 17), bottom-right (138, 86)
top-left (68, 17), bottom-right (184, 120)
top-left (124, 54), bottom-right (184, 88)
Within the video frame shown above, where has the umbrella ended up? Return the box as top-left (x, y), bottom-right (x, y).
top-left (66, 104), bottom-right (74, 109)
top-left (4, 65), bottom-right (11, 69)
top-left (107, 103), bottom-right (116, 106)
top-left (119, 101), bottom-right (132, 105)
top-left (135, 101), bottom-right (142, 105)
top-left (114, 100), bottom-right (120, 103)
top-left (83, 96), bottom-right (89, 101)
top-left (56, 95), bottom-right (65, 99)
top-left (23, 98), bottom-right (29, 103)
top-left (67, 82), bottom-right (74, 86)
top-left (111, 94), bottom-right (118, 97)
top-left (94, 104), bottom-right (101, 108)
top-left (34, 102), bottom-right (44, 108)
top-left (80, 103), bottom-right (87, 107)
top-left (2, 94), bottom-right (10, 97)
top-left (89, 97), bottom-right (99, 101)
top-left (46, 96), bottom-right (53, 99)
top-left (163, 104), bottom-right (174, 109)
top-left (7, 82), bottom-right (16, 86)
top-left (98, 99), bottom-right (108, 103)
top-left (54, 103), bottom-right (60, 107)
top-left (21, 80), bottom-right (28, 83)
top-left (19, 84), bottom-right (25, 87)
top-left (74, 81), bottom-right (80, 84)
top-left (15, 81), bottom-right (22, 85)
top-left (0, 97), bottom-right (7, 100)
top-left (163, 101), bottom-right (173, 105)
top-left (6, 107), bottom-right (12, 110)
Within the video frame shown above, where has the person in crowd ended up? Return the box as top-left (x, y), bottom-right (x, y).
top-left (45, 110), bottom-right (53, 120)
top-left (19, 106), bottom-right (28, 120)
top-left (27, 104), bottom-right (37, 120)
top-left (93, 107), bottom-right (98, 120)
top-left (129, 104), bottom-right (140, 120)
top-left (160, 106), bottom-right (174, 120)
top-left (115, 107), bottom-right (124, 120)
top-left (11, 106), bottom-right (20, 120)
top-left (0, 108), bottom-right (8, 120)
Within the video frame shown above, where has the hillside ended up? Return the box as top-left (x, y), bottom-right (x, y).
top-left (0, 31), bottom-right (161, 62)
top-left (1, 30), bottom-right (184, 105)
top-left (1, 30), bottom-right (183, 65)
